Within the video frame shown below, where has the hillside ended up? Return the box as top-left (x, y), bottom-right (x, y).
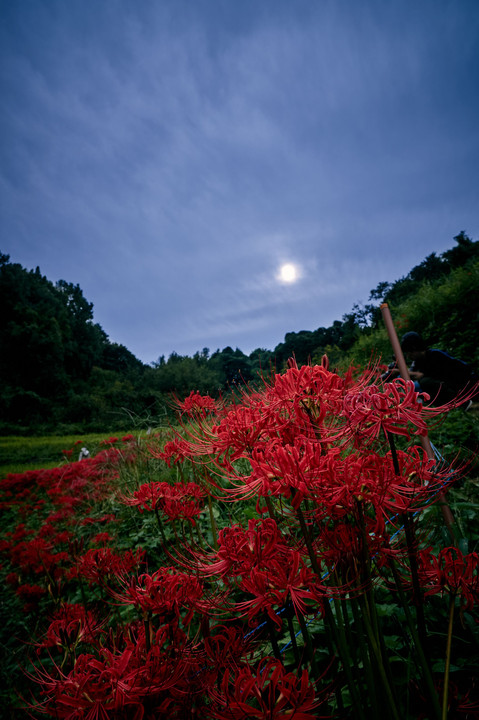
top-left (1, 232), bottom-right (478, 434)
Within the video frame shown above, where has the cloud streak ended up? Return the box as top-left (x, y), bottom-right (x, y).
top-left (1, 0), bottom-right (478, 362)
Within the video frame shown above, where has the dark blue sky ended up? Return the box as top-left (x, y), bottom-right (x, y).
top-left (1, 0), bottom-right (478, 363)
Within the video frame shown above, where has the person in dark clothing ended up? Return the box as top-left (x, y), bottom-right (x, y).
top-left (399, 332), bottom-right (478, 407)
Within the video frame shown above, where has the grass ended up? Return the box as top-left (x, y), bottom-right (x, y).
top-left (0, 398), bottom-right (478, 718)
top-left (0, 429), bottom-right (154, 478)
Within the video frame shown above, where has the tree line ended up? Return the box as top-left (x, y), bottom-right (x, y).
top-left (1, 232), bottom-right (477, 434)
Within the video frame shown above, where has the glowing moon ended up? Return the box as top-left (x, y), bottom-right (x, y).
top-left (279, 263), bottom-right (298, 283)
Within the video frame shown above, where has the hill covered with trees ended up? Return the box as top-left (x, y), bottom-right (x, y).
top-left (1, 232), bottom-right (478, 434)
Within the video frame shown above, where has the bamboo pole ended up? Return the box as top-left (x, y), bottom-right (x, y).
top-left (380, 304), bottom-right (456, 543)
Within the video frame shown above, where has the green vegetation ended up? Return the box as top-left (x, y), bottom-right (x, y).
top-left (0, 430), bottom-right (150, 478)
top-left (0, 369), bottom-right (478, 718)
top-left (1, 232), bottom-right (478, 718)
top-left (1, 231), bottom-right (478, 436)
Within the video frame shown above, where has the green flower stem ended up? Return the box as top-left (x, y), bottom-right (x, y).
top-left (356, 500), bottom-right (399, 716)
top-left (154, 506), bottom-right (168, 545)
top-left (207, 493), bottom-right (218, 549)
top-left (402, 513), bottom-right (429, 653)
top-left (294, 502), bottom-right (321, 576)
top-left (265, 495), bottom-right (278, 522)
top-left (265, 613), bottom-right (282, 661)
top-left (296, 608), bottom-right (318, 675)
top-left (358, 593), bottom-right (401, 720)
top-left (390, 560), bottom-right (441, 720)
top-left (323, 599), bottom-right (366, 720)
top-left (295, 497), bottom-right (365, 715)
top-left (442, 594), bottom-right (456, 720)
top-left (385, 431), bottom-right (428, 654)
top-left (350, 593), bottom-right (381, 719)
top-left (285, 608), bottom-right (300, 665)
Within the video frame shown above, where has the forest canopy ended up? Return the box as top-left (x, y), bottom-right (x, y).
top-left (1, 232), bottom-right (478, 434)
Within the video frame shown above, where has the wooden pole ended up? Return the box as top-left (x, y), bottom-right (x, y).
top-left (380, 303), bottom-right (456, 542)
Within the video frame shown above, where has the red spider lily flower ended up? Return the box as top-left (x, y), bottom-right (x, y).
top-left (210, 401), bottom-right (274, 464)
top-left (39, 603), bottom-right (102, 650)
top-left (235, 552), bottom-right (321, 628)
top-left (203, 624), bottom-right (255, 671)
top-left (69, 547), bottom-right (145, 586)
top-left (6, 536), bottom-right (70, 578)
top-left (342, 379), bottom-right (430, 439)
top-left (121, 481), bottom-right (206, 523)
top-left (238, 437), bottom-right (331, 506)
top-left (120, 481), bottom-right (169, 512)
top-left (211, 657), bottom-right (323, 720)
top-left (154, 437), bottom-right (195, 465)
top-left (316, 517), bottom-right (389, 583)
top-left (159, 481), bottom-right (206, 523)
top-left (91, 532), bottom-right (114, 546)
top-left (195, 518), bottom-right (290, 580)
top-left (178, 390), bottom-right (218, 416)
top-left (113, 566), bottom-right (204, 624)
top-left (266, 362), bottom-right (349, 423)
top-left (417, 546), bottom-right (479, 611)
top-left (15, 583), bottom-right (46, 612)
top-left (31, 632), bottom-right (189, 720)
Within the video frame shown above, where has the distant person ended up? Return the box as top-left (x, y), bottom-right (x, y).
top-left (78, 447), bottom-right (90, 461)
top-left (399, 332), bottom-right (478, 407)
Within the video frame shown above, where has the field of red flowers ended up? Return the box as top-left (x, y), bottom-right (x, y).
top-left (1, 360), bottom-right (478, 719)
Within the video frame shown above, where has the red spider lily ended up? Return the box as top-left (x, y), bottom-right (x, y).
top-left (195, 518), bottom-right (290, 580)
top-left (113, 566), bottom-right (204, 624)
top-left (91, 532), bottom-right (114, 546)
top-left (241, 437), bottom-right (328, 506)
top-left (210, 401), bottom-right (274, 464)
top-left (121, 480), bottom-right (206, 523)
top-left (316, 517), bottom-right (389, 581)
top-left (265, 362), bottom-right (352, 424)
top-left (120, 481), bottom-right (169, 512)
top-left (235, 552), bottom-right (322, 628)
top-left (342, 379), bottom-right (430, 439)
top-left (178, 390), bottom-right (218, 415)
top-left (154, 437), bottom-right (196, 465)
top-left (417, 546), bottom-right (479, 610)
top-left (70, 547), bottom-right (145, 586)
top-left (38, 603), bottom-right (102, 650)
top-left (211, 657), bottom-right (323, 720)
top-left (5, 536), bottom-right (70, 578)
top-left (203, 624), bottom-right (255, 671)
top-left (31, 629), bottom-right (190, 720)
top-left (15, 583), bottom-right (46, 612)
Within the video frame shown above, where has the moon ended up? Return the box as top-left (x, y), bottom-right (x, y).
top-left (279, 263), bottom-right (298, 283)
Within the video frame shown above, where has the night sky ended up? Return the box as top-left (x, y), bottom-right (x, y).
top-left (1, 0), bottom-right (478, 364)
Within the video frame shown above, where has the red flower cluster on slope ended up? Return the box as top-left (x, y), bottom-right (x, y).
top-left (121, 480), bottom-right (206, 523)
top-left (39, 603), bottom-right (102, 650)
top-left (211, 657), bottom-right (322, 720)
top-left (70, 547), bottom-right (145, 586)
top-left (418, 546), bottom-right (479, 611)
top-left (114, 566), bottom-right (204, 625)
top-left (342, 379), bottom-right (430, 439)
top-left (178, 390), bottom-right (218, 415)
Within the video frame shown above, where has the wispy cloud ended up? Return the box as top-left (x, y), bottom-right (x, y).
top-left (1, 1), bottom-right (478, 362)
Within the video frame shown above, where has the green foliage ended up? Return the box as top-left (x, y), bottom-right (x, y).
top-left (348, 259), bottom-right (479, 369)
top-left (1, 232), bottom-right (478, 436)
top-left (0, 430), bottom-right (145, 478)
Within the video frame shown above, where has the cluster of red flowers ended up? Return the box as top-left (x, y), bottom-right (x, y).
top-left (1, 360), bottom-right (478, 718)
top-left (121, 480), bottom-right (206, 523)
